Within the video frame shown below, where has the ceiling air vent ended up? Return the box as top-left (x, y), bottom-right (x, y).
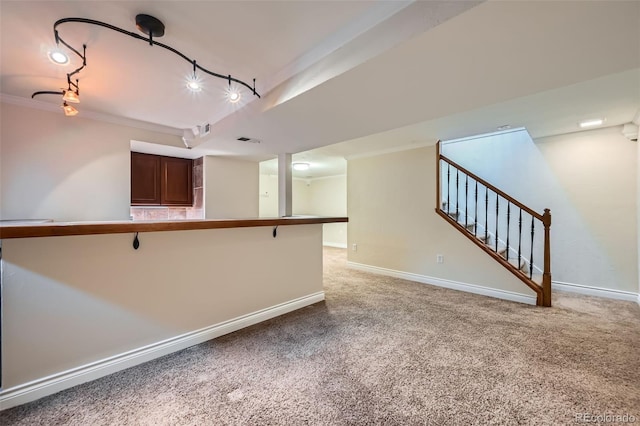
top-left (198, 123), bottom-right (211, 137)
top-left (237, 137), bottom-right (261, 143)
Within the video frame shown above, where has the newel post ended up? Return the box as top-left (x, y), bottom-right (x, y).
top-left (542, 208), bottom-right (552, 307)
top-left (435, 140), bottom-right (441, 212)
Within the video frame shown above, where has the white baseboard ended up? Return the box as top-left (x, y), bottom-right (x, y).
top-left (323, 242), bottom-right (347, 249)
top-left (0, 291), bottom-right (325, 411)
top-left (552, 280), bottom-right (639, 302)
top-left (347, 261), bottom-right (536, 305)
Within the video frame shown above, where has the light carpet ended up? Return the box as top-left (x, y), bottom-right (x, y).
top-left (1, 247), bottom-right (639, 425)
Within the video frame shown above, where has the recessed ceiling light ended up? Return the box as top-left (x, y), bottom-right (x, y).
top-left (578, 118), bottom-right (605, 128)
top-left (48, 50), bottom-right (69, 65)
top-left (292, 162), bottom-right (310, 171)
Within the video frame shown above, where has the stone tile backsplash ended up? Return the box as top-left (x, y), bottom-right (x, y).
top-left (130, 206), bottom-right (204, 221)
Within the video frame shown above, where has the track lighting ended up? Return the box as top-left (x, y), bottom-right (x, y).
top-left (33, 75), bottom-right (81, 117)
top-left (62, 76), bottom-right (80, 103)
top-left (32, 13), bottom-right (260, 118)
top-left (226, 75), bottom-right (242, 103)
top-left (63, 90), bottom-right (79, 103)
top-left (186, 60), bottom-right (202, 92)
top-left (62, 102), bottom-right (78, 116)
top-left (62, 89), bottom-right (79, 103)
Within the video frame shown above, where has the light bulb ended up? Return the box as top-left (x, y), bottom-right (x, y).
top-left (61, 102), bottom-right (79, 116)
top-left (48, 50), bottom-right (69, 65)
top-left (63, 90), bottom-right (80, 103)
top-left (186, 78), bottom-right (201, 92)
top-left (228, 90), bottom-right (241, 103)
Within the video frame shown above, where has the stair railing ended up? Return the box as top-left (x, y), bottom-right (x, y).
top-left (435, 141), bottom-right (552, 306)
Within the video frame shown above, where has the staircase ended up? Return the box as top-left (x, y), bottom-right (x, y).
top-left (435, 141), bottom-right (552, 306)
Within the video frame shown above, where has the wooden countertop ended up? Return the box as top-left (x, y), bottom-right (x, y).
top-left (0, 216), bottom-right (348, 239)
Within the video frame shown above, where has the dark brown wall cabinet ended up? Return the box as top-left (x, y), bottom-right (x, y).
top-left (131, 152), bottom-right (193, 206)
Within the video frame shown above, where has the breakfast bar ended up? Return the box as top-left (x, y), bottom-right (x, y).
top-left (0, 216), bottom-right (347, 409)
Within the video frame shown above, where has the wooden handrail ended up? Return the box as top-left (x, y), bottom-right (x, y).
top-left (435, 209), bottom-right (544, 301)
top-left (436, 144), bottom-right (551, 306)
top-left (439, 154), bottom-right (544, 221)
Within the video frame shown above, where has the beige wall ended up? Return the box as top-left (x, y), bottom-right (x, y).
top-left (204, 157), bottom-right (259, 219)
top-left (348, 146), bottom-right (537, 297)
top-left (443, 126), bottom-right (638, 292)
top-left (308, 175), bottom-right (347, 247)
top-left (259, 174), bottom-right (279, 217)
top-left (258, 175), bottom-right (312, 217)
top-left (0, 102), bottom-right (181, 221)
top-left (259, 174), bottom-right (347, 247)
top-left (537, 127), bottom-right (637, 292)
top-left (1, 224), bottom-right (323, 389)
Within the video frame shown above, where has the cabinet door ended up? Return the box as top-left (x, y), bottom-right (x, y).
top-left (161, 157), bottom-right (193, 206)
top-left (131, 152), bottom-right (161, 205)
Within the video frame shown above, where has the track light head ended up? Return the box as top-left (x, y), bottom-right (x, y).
top-left (61, 101), bottom-right (78, 116)
top-left (63, 89), bottom-right (79, 103)
top-left (228, 90), bottom-right (241, 103)
top-left (186, 78), bottom-right (201, 92)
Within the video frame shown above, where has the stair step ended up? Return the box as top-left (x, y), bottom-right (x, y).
top-left (440, 201), bottom-right (542, 284)
top-left (476, 233), bottom-right (491, 244)
top-left (490, 247), bottom-right (531, 274)
top-left (445, 211), bottom-right (459, 219)
top-left (507, 258), bottom-right (530, 274)
top-left (459, 221), bottom-right (475, 231)
top-left (486, 241), bottom-right (505, 252)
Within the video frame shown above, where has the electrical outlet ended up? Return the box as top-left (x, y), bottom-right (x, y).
top-left (352, 243), bottom-right (358, 252)
top-left (436, 254), bottom-right (444, 264)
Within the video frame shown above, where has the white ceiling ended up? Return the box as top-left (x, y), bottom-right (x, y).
top-left (0, 1), bottom-right (411, 127)
top-left (2, 1), bottom-right (639, 179)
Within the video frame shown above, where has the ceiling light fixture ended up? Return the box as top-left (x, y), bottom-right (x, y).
top-left (186, 79), bottom-right (201, 92)
top-left (186, 60), bottom-right (203, 92)
top-left (292, 162), bottom-right (310, 171)
top-left (226, 76), bottom-right (242, 103)
top-left (578, 118), bottom-right (605, 128)
top-left (32, 14), bottom-right (260, 116)
top-left (228, 90), bottom-right (241, 103)
top-left (61, 102), bottom-right (78, 116)
top-left (48, 50), bottom-right (69, 65)
top-left (62, 87), bottom-right (80, 103)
